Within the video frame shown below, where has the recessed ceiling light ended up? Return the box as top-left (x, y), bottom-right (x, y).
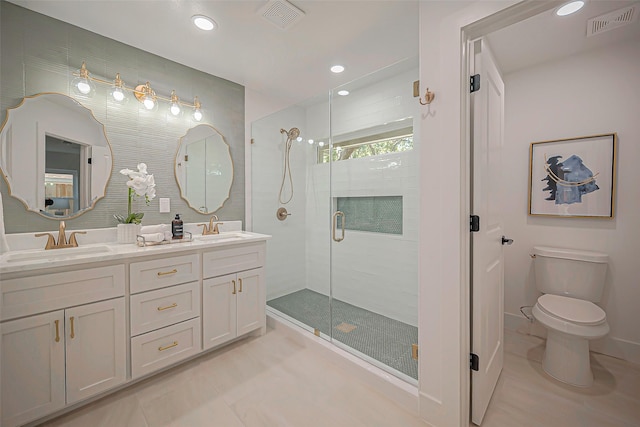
top-left (192, 15), bottom-right (217, 31)
top-left (556, 1), bottom-right (585, 16)
top-left (330, 65), bottom-right (345, 73)
top-left (337, 90), bottom-right (349, 96)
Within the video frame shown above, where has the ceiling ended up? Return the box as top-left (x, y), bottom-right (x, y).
top-left (8, 0), bottom-right (419, 106)
top-left (8, 1), bottom-right (640, 107)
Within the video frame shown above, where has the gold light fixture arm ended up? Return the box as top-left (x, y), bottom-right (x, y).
top-left (72, 61), bottom-right (201, 109)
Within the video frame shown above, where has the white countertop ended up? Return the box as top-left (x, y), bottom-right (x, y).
top-left (0, 227), bottom-right (270, 275)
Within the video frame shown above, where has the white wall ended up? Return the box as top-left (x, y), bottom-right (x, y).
top-left (250, 106), bottom-right (310, 300)
top-left (502, 39), bottom-right (640, 363)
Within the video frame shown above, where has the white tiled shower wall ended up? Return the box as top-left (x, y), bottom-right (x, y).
top-left (252, 64), bottom-right (419, 326)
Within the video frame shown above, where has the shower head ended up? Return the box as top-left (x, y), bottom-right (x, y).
top-left (280, 127), bottom-right (300, 141)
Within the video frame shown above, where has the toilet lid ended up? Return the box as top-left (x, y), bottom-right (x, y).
top-left (537, 294), bottom-right (606, 325)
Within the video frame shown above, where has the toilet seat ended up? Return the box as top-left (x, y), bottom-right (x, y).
top-left (537, 294), bottom-right (606, 325)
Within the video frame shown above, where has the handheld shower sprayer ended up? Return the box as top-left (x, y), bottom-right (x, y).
top-left (278, 127), bottom-right (300, 205)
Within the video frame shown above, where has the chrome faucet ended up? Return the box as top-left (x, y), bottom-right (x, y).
top-left (197, 215), bottom-right (223, 235)
top-left (35, 221), bottom-right (86, 250)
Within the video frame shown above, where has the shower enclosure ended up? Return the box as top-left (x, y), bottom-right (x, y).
top-left (251, 58), bottom-right (419, 383)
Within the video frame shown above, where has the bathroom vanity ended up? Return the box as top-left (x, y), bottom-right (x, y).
top-left (0, 231), bottom-right (268, 427)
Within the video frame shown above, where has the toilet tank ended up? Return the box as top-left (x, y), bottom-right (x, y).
top-left (533, 246), bottom-right (608, 302)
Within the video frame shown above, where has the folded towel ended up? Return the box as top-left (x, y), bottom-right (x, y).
top-left (140, 224), bottom-right (169, 234)
top-left (139, 232), bottom-right (165, 243)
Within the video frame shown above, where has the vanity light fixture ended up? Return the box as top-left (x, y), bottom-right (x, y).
top-left (71, 62), bottom-right (96, 96)
top-left (556, 1), bottom-right (585, 16)
top-left (71, 61), bottom-right (204, 120)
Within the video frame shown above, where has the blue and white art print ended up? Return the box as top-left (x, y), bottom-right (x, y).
top-left (529, 134), bottom-right (616, 218)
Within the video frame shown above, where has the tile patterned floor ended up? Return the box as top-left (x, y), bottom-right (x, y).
top-left (37, 326), bottom-right (640, 426)
top-left (267, 289), bottom-right (419, 380)
top-left (477, 329), bottom-right (640, 427)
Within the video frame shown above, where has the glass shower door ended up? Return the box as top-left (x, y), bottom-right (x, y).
top-left (328, 59), bottom-right (420, 382)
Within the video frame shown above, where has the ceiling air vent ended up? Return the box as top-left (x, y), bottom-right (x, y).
top-left (258, 0), bottom-right (305, 31)
top-left (587, 5), bottom-right (637, 37)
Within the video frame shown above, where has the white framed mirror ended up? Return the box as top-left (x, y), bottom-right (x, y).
top-left (175, 124), bottom-right (233, 214)
top-left (0, 93), bottom-right (113, 219)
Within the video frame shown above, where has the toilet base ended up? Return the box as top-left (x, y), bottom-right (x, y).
top-left (542, 329), bottom-right (593, 387)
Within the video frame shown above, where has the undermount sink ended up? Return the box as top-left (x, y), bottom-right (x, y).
top-left (3, 245), bottom-right (113, 263)
top-left (195, 232), bottom-right (252, 243)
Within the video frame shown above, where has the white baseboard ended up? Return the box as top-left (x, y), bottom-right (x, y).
top-left (505, 311), bottom-right (640, 365)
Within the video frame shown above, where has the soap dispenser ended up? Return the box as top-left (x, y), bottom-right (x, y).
top-left (172, 214), bottom-right (184, 239)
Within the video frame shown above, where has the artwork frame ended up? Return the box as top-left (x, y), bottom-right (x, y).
top-left (528, 133), bottom-right (617, 218)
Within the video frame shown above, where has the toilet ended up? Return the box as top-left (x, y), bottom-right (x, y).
top-left (531, 246), bottom-right (609, 387)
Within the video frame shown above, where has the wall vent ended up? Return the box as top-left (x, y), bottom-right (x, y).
top-left (258, 0), bottom-right (305, 31)
top-left (587, 5), bottom-right (637, 37)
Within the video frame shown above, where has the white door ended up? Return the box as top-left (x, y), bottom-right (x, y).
top-left (1, 311), bottom-right (65, 427)
top-left (470, 37), bottom-right (506, 425)
top-left (236, 267), bottom-right (265, 336)
top-left (65, 298), bottom-right (126, 404)
top-left (203, 273), bottom-right (237, 349)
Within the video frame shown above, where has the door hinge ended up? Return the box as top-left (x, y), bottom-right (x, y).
top-left (470, 353), bottom-right (479, 371)
top-left (87, 157), bottom-right (92, 164)
top-left (470, 74), bottom-right (480, 93)
top-left (412, 344), bottom-right (419, 360)
top-left (470, 215), bottom-right (480, 232)
top-left (184, 155), bottom-right (189, 161)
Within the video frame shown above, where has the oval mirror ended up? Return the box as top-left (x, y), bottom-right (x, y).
top-left (175, 124), bottom-right (233, 214)
top-left (0, 93), bottom-right (113, 219)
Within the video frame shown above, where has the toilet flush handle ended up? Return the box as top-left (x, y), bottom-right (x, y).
top-left (501, 236), bottom-right (514, 245)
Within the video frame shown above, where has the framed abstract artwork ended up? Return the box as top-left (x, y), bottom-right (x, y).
top-left (528, 133), bottom-right (617, 218)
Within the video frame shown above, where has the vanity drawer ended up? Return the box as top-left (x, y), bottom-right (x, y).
top-left (1, 265), bottom-right (125, 321)
top-left (202, 243), bottom-right (265, 279)
top-left (130, 318), bottom-right (201, 378)
top-left (130, 281), bottom-right (200, 336)
top-left (130, 254), bottom-right (200, 294)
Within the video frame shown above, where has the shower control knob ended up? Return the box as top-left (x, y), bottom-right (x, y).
top-left (276, 207), bottom-right (291, 221)
top-left (501, 236), bottom-right (514, 245)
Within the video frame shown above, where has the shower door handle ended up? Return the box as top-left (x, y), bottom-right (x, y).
top-left (332, 211), bottom-right (345, 242)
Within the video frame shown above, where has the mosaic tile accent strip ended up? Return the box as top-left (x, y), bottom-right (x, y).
top-left (267, 289), bottom-right (418, 380)
top-left (336, 196), bottom-right (402, 235)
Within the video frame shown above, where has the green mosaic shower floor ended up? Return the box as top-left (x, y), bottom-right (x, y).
top-left (267, 289), bottom-right (418, 380)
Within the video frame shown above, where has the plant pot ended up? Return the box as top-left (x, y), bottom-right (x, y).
top-left (117, 223), bottom-right (141, 244)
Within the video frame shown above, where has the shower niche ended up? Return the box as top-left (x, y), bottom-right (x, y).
top-left (251, 57), bottom-right (419, 383)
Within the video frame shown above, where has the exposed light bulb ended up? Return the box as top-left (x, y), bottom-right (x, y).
top-left (143, 97), bottom-right (155, 110)
top-left (296, 136), bottom-right (303, 142)
top-left (193, 108), bottom-right (203, 121)
top-left (170, 103), bottom-right (181, 116)
top-left (308, 139), bottom-right (314, 145)
top-left (76, 80), bottom-right (91, 94)
top-left (319, 141), bottom-right (325, 147)
top-left (112, 88), bottom-right (125, 102)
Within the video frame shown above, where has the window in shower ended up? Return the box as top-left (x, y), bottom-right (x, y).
top-left (336, 196), bottom-right (403, 235)
top-left (318, 127), bottom-right (413, 163)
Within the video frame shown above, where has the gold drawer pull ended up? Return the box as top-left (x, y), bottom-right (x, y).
top-left (232, 279), bottom-right (237, 295)
top-left (54, 319), bottom-right (60, 342)
top-left (158, 341), bottom-right (178, 352)
top-left (239, 278), bottom-right (243, 293)
top-left (157, 302), bottom-right (178, 311)
top-left (69, 316), bottom-right (75, 339)
top-left (157, 269), bottom-right (178, 277)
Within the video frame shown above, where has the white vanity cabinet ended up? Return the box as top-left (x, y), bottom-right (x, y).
top-left (202, 243), bottom-right (265, 350)
top-left (1, 266), bottom-right (126, 427)
top-left (129, 254), bottom-right (202, 378)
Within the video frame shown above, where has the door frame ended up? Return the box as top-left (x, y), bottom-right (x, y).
top-left (459, 1), bottom-right (561, 425)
